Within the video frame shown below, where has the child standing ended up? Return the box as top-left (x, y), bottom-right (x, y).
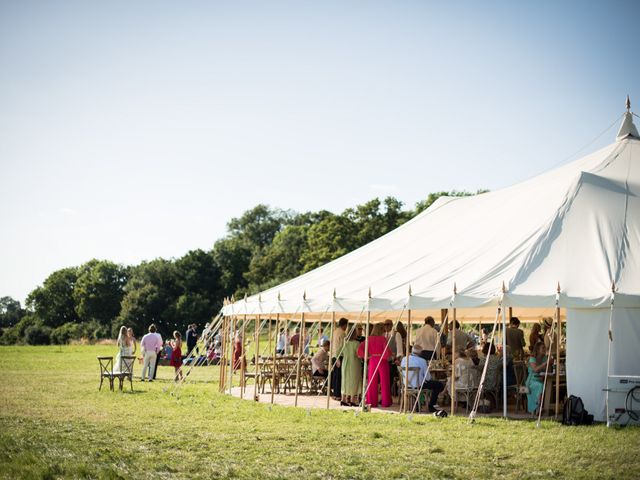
top-left (170, 331), bottom-right (184, 382)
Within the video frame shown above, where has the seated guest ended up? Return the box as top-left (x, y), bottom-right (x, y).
top-left (526, 341), bottom-right (553, 414)
top-left (446, 349), bottom-right (478, 397)
top-left (478, 342), bottom-right (501, 392)
top-left (312, 340), bottom-right (330, 378)
top-left (400, 344), bottom-right (445, 413)
top-left (317, 328), bottom-right (329, 347)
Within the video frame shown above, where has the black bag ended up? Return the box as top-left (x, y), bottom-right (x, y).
top-left (562, 395), bottom-right (594, 426)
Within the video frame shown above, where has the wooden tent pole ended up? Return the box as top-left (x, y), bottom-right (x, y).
top-left (403, 308), bottom-right (412, 413)
top-left (361, 289), bottom-right (372, 412)
top-left (270, 313), bottom-right (280, 404)
top-left (451, 307), bottom-right (457, 415)
top-left (240, 314), bottom-right (247, 398)
top-left (220, 315), bottom-right (228, 392)
top-left (326, 309), bottom-right (336, 409)
top-left (228, 315), bottom-right (236, 395)
top-left (555, 283), bottom-right (561, 418)
top-left (254, 314), bottom-right (260, 401)
top-left (294, 310), bottom-right (305, 407)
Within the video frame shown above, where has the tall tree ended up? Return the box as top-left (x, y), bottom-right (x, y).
top-left (26, 267), bottom-right (79, 328)
top-left (73, 259), bottom-right (128, 327)
top-left (0, 296), bottom-right (25, 329)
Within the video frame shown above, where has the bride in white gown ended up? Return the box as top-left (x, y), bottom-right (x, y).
top-left (115, 326), bottom-right (133, 372)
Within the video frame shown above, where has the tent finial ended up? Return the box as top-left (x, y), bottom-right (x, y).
top-left (333, 288), bottom-right (337, 299)
top-left (303, 290), bottom-right (307, 301)
top-left (611, 281), bottom-right (616, 293)
top-left (277, 291), bottom-right (281, 302)
top-left (617, 96), bottom-right (639, 140)
top-left (453, 282), bottom-right (457, 295)
top-left (556, 282), bottom-right (561, 294)
top-left (408, 285), bottom-right (412, 296)
top-left (368, 287), bottom-right (372, 299)
top-left (501, 281), bottom-right (507, 294)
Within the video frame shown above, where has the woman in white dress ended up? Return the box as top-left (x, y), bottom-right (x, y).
top-left (115, 326), bottom-right (133, 372)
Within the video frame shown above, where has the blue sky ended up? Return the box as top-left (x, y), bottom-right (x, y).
top-left (1, 1), bottom-right (639, 303)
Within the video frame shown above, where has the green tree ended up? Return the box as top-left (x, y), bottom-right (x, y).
top-left (117, 259), bottom-right (180, 337)
top-left (73, 260), bottom-right (128, 327)
top-left (26, 267), bottom-right (79, 328)
top-left (301, 213), bottom-right (358, 271)
top-left (0, 296), bottom-right (25, 329)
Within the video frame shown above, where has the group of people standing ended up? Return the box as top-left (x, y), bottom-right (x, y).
top-left (116, 323), bottom-right (201, 382)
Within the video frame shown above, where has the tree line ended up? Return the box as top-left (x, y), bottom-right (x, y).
top-left (0, 190), bottom-right (485, 345)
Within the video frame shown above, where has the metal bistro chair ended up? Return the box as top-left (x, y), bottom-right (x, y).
top-left (97, 356), bottom-right (116, 391)
top-left (114, 355), bottom-right (136, 392)
top-left (397, 365), bottom-right (423, 412)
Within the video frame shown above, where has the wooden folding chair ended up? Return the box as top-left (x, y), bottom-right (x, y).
top-left (97, 356), bottom-right (115, 391)
top-left (115, 355), bottom-right (136, 392)
top-left (397, 366), bottom-right (423, 412)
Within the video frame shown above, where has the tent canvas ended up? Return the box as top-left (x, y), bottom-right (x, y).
top-left (222, 105), bottom-right (640, 421)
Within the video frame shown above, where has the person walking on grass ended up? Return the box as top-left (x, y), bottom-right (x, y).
top-left (141, 324), bottom-right (163, 382)
top-left (170, 331), bottom-right (184, 382)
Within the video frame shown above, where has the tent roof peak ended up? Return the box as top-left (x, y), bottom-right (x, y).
top-left (616, 95), bottom-right (639, 140)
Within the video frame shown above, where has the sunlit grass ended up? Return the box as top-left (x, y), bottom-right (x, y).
top-left (0, 345), bottom-right (638, 479)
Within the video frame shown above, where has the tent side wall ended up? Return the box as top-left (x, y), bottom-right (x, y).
top-left (566, 307), bottom-right (640, 421)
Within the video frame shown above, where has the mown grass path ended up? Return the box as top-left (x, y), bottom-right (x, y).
top-left (1, 345), bottom-right (638, 479)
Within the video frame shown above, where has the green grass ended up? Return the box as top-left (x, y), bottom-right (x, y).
top-left (0, 346), bottom-right (638, 479)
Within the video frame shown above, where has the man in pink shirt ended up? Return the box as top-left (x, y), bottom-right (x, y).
top-left (140, 324), bottom-right (163, 382)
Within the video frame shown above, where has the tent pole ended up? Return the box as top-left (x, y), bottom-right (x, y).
top-left (294, 309), bottom-right (305, 407)
top-left (327, 309), bottom-right (336, 409)
top-left (218, 315), bottom-right (224, 391)
top-left (228, 315), bottom-right (236, 396)
top-left (270, 313), bottom-right (280, 405)
top-left (267, 315), bottom-right (272, 363)
top-left (361, 289), bottom-right (372, 412)
top-left (501, 305), bottom-right (508, 418)
top-left (451, 307), bottom-right (456, 415)
top-left (240, 314), bottom-right (247, 399)
top-left (221, 315), bottom-right (229, 392)
top-left (403, 307), bottom-right (412, 413)
top-left (554, 283), bottom-right (561, 418)
top-left (254, 314), bottom-right (260, 401)
top-left (606, 283), bottom-right (615, 427)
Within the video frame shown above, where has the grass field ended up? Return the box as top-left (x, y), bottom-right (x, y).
top-left (1, 345), bottom-right (639, 479)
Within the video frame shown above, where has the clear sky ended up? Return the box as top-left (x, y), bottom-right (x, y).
top-left (1, 1), bottom-right (639, 303)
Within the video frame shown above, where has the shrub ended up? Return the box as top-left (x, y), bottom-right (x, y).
top-left (50, 323), bottom-right (82, 345)
top-left (24, 322), bottom-right (52, 345)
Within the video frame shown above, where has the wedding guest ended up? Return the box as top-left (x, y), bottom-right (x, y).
top-left (358, 323), bottom-right (392, 408)
top-left (140, 324), bottom-right (162, 382)
top-left (331, 318), bottom-right (349, 400)
top-left (311, 340), bottom-right (330, 378)
top-left (170, 331), bottom-right (183, 382)
top-left (506, 317), bottom-right (526, 360)
top-left (341, 329), bottom-right (362, 406)
top-left (526, 341), bottom-right (553, 414)
top-left (115, 326), bottom-right (133, 372)
top-left (529, 323), bottom-right (543, 352)
top-left (400, 344), bottom-right (445, 413)
top-left (127, 327), bottom-right (137, 355)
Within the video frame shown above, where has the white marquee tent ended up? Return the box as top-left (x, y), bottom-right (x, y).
top-left (223, 103), bottom-right (640, 421)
